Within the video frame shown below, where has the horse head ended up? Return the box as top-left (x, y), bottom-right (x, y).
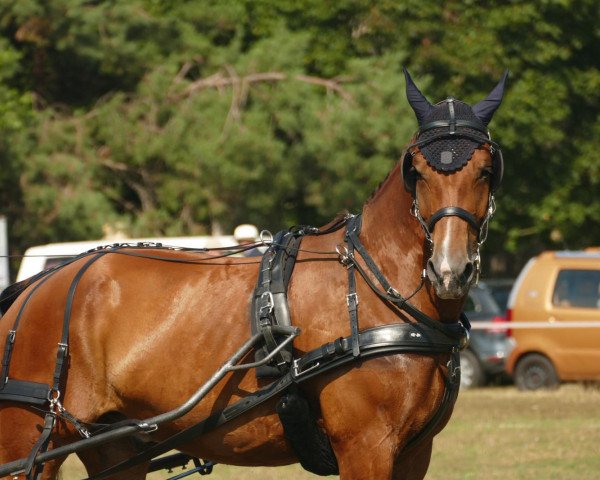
top-left (403, 68), bottom-right (508, 299)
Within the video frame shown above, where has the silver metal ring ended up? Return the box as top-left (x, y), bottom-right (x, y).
top-left (259, 230), bottom-right (273, 245)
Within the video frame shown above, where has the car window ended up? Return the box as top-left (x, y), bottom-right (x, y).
top-left (552, 269), bottom-right (600, 309)
top-left (490, 287), bottom-right (511, 312)
top-left (465, 287), bottom-right (501, 316)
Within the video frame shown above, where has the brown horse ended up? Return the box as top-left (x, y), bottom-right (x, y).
top-left (0, 69), bottom-right (507, 480)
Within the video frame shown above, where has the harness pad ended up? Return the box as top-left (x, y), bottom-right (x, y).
top-left (251, 230), bottom-right (302, 378)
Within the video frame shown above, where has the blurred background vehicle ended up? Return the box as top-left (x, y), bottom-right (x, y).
top-left (479, 278), bottom-right (514, 312)
top-left (15, 236), bottom-right (236, 282)
top-left (460, 284), bottom-right (515, 389)
top-left (505, 249), bottom-right (600, 390)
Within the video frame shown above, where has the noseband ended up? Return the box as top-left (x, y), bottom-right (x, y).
top-left (410, 194), bottom-right (496, 247)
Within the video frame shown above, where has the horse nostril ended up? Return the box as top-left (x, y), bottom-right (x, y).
top-left (462, 262), bottom-right (474, 283)
top-left (427, 259), bottom-right (439, 279)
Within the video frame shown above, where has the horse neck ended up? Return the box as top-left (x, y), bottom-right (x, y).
top-left (360, 163), bottom-right (462, 322)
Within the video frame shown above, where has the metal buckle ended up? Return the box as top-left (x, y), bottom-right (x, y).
top-left (259, 230), bottom-right (273, 245)
top-left (292, 358), bottom-right (321, 378)
top-left (410, 200), bottom-right (433, 245)
top-left (447, 359), bottom-right (461, 384)
top-left (8, 330), bottom-right (16, 343)
top-left (259, 292), bottom-right (274, 315)
top-left (47, 389), bottom-right (61, 412)
top-left (336, 245), bottom-right (354, 268)
top-left (138, 422), bottom-right (159, 433)
top-left (346, 293), bottom-right (359, 306)
top-left (460, 328), bottom-right (471, 351)
top-left (387, 287), bottom-right (400, 298)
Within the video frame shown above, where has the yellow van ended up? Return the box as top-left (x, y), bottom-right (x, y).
top-left (505, 249), bottom-right (600, 390)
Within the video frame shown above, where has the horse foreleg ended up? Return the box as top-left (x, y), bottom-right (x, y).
top-left (392, 440), bottom-right (433, 480)
top-left (332, 435), bottom-right (433, 480)
top-left (76, 436), bottom-right (150, 480)
top-left (330, 421), bottom-right (397, 480)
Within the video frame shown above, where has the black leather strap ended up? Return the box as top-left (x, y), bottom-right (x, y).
top-left (407, 130), bottom-right (499, 154)
top-left (427, 206), bottom-right (480, 233)
top-left (418, 118), bottom-right (488, 135)
top-left (344, 215), bottom-right (468, 342)
top-left (1, 270), bottom-right (59, 389)
top-left (24, 412), bottom-right (56, 478)
top-left (345, 216), bottom-right (360, 357)
top-left (0, 379), bottom-right (50, 406)
top-left (51, 252), bottom-right (108, 396)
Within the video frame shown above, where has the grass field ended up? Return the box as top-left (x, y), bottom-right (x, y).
top-left (58, 384), bottom-right (600, 479)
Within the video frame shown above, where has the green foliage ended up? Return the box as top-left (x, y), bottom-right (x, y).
top-left (0, 0), bottom-right (598, 277)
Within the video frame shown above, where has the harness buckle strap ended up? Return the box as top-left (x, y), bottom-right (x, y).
top-left (387, 287), bottom-right (401, 298)
top-left (259, 292), bottom-right (274, 316)
top-left (477, 194), bottom-right (496, 245)
top-left (346, 293), bottom-right (358, 308)
top-left (292, 358), bottom-right (321, 379)
top-left (335, 245), bottom-right (354, 268)
top-left (410, 201), bottom-right (433, 244)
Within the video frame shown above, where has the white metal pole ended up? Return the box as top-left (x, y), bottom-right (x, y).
top-left (0, 216), bottom-right (9, 290)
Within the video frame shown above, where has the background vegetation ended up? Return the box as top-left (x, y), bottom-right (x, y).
top-left (1, 0), bottom-right (599, 277)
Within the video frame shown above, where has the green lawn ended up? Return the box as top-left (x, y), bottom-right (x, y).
top-left (58, 384), bottom-right (600, 479)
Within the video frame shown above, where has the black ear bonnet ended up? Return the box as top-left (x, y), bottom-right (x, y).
top-left (402, 69), bottom-right (507, 196)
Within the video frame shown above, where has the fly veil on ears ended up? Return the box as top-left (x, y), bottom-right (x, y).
top-left (402, 68), bottom-right (508, 196)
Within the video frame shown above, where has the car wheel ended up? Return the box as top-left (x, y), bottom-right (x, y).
top-left (514, 353), bottom-right (559, 391)
top-left (460, 349), bottom-right (484, 389)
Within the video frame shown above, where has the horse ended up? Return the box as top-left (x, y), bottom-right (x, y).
top-left (0, 68), bottom-right (507, 480)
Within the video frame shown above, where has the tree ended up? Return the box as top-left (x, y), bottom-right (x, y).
top-left (0, 0), bottom-right (598, 278)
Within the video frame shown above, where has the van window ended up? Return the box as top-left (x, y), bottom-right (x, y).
top-left (552, 269), bottom-right (600, 309)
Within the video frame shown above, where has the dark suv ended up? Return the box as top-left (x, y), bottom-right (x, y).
top-left (461, 284), bottom-right (515, 388)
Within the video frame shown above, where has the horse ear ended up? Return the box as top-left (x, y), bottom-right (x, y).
top-left (403, 67), bottom-right (434, 126)
top-left (472, 70), bottom-right (509, 126)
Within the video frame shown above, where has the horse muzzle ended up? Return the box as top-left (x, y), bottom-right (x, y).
top-left (426, 257), bottom-right (475, 299)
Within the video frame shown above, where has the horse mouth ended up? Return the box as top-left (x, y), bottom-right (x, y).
top-left (427, 264), bottom-right (474, 300)
top-left (432, 279), bottom-right (469, 299)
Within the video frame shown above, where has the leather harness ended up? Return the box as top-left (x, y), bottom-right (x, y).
top-left (0, 215), bottom-right (470, 479)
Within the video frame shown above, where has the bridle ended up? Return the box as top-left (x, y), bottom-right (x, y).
top-left (401, 97), bottom-right (504, 281)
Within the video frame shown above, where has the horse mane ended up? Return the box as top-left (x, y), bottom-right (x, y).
top-left (365, 135), bottom-right (417, 204)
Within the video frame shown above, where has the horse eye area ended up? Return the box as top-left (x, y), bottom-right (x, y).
top-left (410, 167), bottom-right (423, 180)
top-left (479, 168), bottom-right (493, 180)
